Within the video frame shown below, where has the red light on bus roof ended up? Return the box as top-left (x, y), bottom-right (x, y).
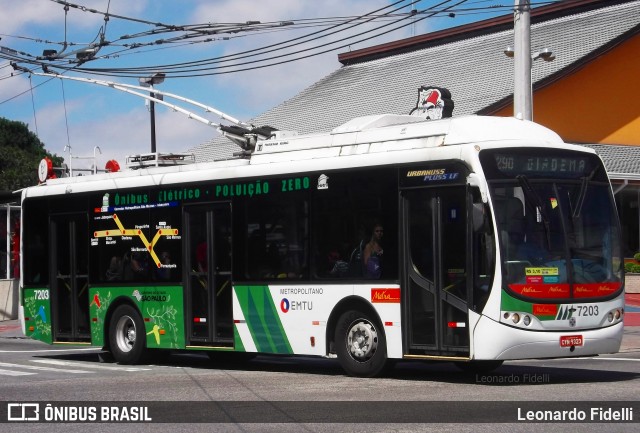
top-left (105, 159), bottom-right (120, 173)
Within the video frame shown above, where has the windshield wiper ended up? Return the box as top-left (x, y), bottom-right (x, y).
top-left (572, 166), bottom-right (599, 219)
top-left (516, 174), bottom-right (551, 250)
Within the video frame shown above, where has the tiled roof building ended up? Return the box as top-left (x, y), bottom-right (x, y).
top-left (189, 0), bottom-right (640, 254)
top-left (190, 0), bottom-right (639, 164)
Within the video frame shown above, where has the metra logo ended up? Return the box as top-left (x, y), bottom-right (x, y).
top-left (520, 287), bottom-right (543, 294)
top-left (598, 285), bottom-right (615, 293)
top-left (555, 306), bottom-right (576, 320)
top-left (371, 288), bottom-right (400, 303)
top-left (533, 304), bottom-right (558, 316)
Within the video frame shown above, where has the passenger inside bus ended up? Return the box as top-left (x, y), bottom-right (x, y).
top-left (327, 249), bottom-right (349, 277)
top-left (156, 251), bottom-right (172, 280)
top-left (106, 256), bottom-right (123, 281)
top-left (123, 251), bottom-right (148, 281)
top-left (363, 222), bottom-right (384, 279)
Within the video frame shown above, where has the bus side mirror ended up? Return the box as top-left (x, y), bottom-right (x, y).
top-left (472, 203), bottom-right (486, 232)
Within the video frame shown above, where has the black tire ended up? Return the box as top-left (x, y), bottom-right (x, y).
top-left (108, 304), bottom-right (146, 364)
top-left (454, 360), bottom-right (504, 374)
top-left (335, 310), bottom-right (389, 377)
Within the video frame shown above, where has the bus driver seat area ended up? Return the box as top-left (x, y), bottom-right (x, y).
top-left (496, 196), bottom-right (527, 278)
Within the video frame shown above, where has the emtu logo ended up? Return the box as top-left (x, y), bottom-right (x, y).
top-left (280, 298), bottom-right (290, 313)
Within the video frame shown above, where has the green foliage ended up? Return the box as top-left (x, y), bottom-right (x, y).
top-left (625, 262), bottom-right (640, 274)
top-left (0, 117), bottom-right (62, 191)
top-left (634, 252), bottom-right (640, 262)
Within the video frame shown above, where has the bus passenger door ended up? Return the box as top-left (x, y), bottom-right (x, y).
top-left (185, 204), bottom-right (233, 346)
top-left (402, 188), bottom-right (470, 357)
top-left (50, 214), bottom-right (91, 342)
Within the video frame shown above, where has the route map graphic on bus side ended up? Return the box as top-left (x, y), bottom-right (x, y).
top-left (93, 214), bottom-right (178, 268)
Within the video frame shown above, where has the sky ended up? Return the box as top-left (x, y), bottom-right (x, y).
top-left (0, 0), bottom-right (557, 172)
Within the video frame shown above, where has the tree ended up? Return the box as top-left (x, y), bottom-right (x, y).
top-left (0, 117), bottom-right (63, 191)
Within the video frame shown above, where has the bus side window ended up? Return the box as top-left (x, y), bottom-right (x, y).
top-left (240, 195), bottom-right (309, 280)
top-left (312, 168), bottom-right (398, 281)
top-left (22, 199), bottom-right (49, 285)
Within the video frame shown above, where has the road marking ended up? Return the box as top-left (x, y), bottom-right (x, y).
top-left (585, 357), bottom-right (640, 362)
top-left (0, 361), bottom-right (90, 374)
top-left (511, 356), bottom-right (640, 364)
top-left (546, 356), bottom-right (640, 362)
top-left (0, 348), bottom-right (102, 353)
top-left (0, 368), bottom-right (36, 376)
top-left (31, 359), bottom-right (151, 371)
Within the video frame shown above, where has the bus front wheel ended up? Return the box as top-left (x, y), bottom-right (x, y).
top-left (335, 310), bottom-right (388, 377)
top-left (109, 304), bottom-right (146, 364)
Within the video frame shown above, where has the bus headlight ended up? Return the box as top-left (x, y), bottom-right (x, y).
top-left (511, 313), bottom-right (520, 324)
top-left (523, 315), bottom-right (531, 326)
top-left (607, 309), bottom-right (623, 323)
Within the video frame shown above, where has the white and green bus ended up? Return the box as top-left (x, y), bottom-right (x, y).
top-left (19, 113), bottom-right (625, 377)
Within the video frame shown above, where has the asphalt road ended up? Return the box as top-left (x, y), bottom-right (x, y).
top-left (1, 319), bottom-right (639, 433)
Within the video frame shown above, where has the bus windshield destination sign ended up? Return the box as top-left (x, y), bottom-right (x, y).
top-left (493, 154), bottom-right (592, 177)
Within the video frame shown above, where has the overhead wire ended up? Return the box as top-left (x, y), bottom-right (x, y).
top-left (1, 0), bottom-right (416, 74)
top-left (28, 75), bottom-right (39, 136)
top-left (82, 0), bottom-right (420, 72)
top-left (74, 0), bottom-right (465, 78)
top-left (62, 0), bottom-right (564, 76)
top-left (0, 0), bottom-right (566, 105)
top-left (2, 0), bottom-right (564, 74)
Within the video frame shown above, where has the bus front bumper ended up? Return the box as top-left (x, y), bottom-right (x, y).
top-left (473, 316), bottom-right (623, 360)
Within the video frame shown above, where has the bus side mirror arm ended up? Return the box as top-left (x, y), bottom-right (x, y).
top-left (467, 173), bottom-right (488, 203)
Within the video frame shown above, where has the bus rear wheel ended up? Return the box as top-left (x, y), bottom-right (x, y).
top-left (109, 304), bottom-right (146, 364)
top-left (335, 310), bottom-right (388, 377)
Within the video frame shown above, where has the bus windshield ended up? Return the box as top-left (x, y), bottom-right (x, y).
top-left (479, 148), bottom-right (623, 301)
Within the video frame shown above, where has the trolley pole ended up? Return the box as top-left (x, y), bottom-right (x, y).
top-left (513, 0), bottom-right (532, 121)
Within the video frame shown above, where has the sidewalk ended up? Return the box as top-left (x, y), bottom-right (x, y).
top-left (625, 293), bottom-right (640, 327)
top-left (0, 321), bottom-right (22, 338)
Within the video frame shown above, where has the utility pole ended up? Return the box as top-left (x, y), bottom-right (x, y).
top-left (139, 73), bottom-right (166, 154)
top-left (513, 0), bottom-right (532, 120)
top-left (149, 91), bottom-right (157, 153)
